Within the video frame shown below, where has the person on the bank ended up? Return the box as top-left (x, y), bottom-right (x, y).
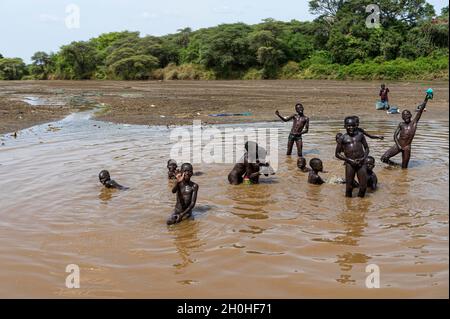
top-left (379, 83), bottom-right (390, 109)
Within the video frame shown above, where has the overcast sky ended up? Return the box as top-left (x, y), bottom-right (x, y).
top-left (0, 0), bottom-right (447, 63)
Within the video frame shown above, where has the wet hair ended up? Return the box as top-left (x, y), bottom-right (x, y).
top-left (167, 159), bottom-right (177, 168)
top-left (367, 156), bottom-right (375, 164)
top-left (99, 170), bottom-right (111, 181)
top-left (402, 109), bottom-right (411, 116)
top-left (295, 103), bottom-right (304, 110)
top-left (297, 157), bottom-right (306, 168)
top-left (309, 158), bottom-right (323, 171)
top-left (344, 116), bottom-right (357, 126)
top-left (180, 163), bottom-right (193, 172)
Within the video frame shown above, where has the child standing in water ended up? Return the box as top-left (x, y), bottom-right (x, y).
top-left (167, 163), bottom-right (199, 225)
top-left (381, 90), bottom-right (432, 169)
top-left (335, 116), bottom-right (370, 198)
top-left (275, 103), bottom-right (309, 157)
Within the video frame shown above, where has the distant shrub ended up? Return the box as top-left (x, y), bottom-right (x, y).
top-left (242, 68), bottom-right (264, 80)
top-left (295, 54), bottom-right (448, 80)
top-left (278, 61), bottom-right (301, 79)
top-left (152, 63), bottom-right (216, 80)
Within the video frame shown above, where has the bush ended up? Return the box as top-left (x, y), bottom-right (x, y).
top-left (278, 61), bottom-right (300, 79)
top-left (152, 63), bottom-right (216, 80)
top-left (294, 53), bottom-right (449, 80)
top-left (243, 68), bottom-right (264, 80)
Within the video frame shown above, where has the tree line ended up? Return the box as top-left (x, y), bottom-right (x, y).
top-left (0, 1), bottom-right (448, 81)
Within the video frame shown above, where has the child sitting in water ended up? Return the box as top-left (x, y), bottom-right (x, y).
top-left (228, 141), bottom-right (274, 185)
top-left (99, 170), bottom-right (128, 190)
top-left (366, 156), bottom-right (378, 191)
top-left (308, 158), bottom-right (325, 185)
top-left (167, 159), bottom-right (180, 180)
top-left (167, 163), bottom-right (199, 225)
top-left (297, 157), bottom-right (311, 173)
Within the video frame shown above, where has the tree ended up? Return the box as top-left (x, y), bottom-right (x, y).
top-left (0, 58), bottom-right (26, 80)
top-left (309, 0), bottom-right (345, 18)
top-left (187, 23), bottom-right (255, 77)
top-left (176, 27), bottom-right (192, 48)
top-left (30, 51), bottom-right (53, 79)
top-left (109, 55), bottom-right (159, 80)
top-left (58, 41), bottom-right (98, 79)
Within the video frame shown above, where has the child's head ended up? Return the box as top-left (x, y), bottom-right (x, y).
top-left (167, 159), bottom-right (178, 171)
top-left (295, 103), bottom-right (304, 114)
top-left (297, 157), bottom-right (306, 170)
top-left (402, 109), bottom-right (412, 123)
top-left (366, 156), bottom-right (375, 171)
top-left (309, 158), bottom-right (323, 172)
top-left (99, 170), bottom-right (111, 185)
top-left (180, 163), bottom-right (193, 181)
top-left (352, 115), bottom-right (360, 127)
top-left (344, 116), bottom-right (357, 135)
top-left (381, 83), bottom-right (385, 89)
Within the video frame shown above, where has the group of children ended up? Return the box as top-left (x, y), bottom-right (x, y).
top-left (99, 87), bottom-right (433, 224)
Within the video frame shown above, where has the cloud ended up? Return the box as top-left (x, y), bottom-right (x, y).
top-left (140, 11), bottom-right (158, 19)
top-left (212, 5), bottom-right (242, 15)
top-left (39, 13), bottom-right (63, 23)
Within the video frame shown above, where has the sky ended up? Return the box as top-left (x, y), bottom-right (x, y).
top-left (0, 0), bottom-right (448, 63)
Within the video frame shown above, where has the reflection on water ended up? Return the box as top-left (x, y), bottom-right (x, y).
top-left (0, 114), bottom-right (448, 298)
top-left (170, 220), bottom-right (202, 273)
top-left (98, 188), bottom-right (114, 203)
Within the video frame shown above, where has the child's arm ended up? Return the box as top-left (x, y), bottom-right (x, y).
top-left (300, 117), bottom-right (309, 135)
top-left (414, 98), bottom-right (429, 124)
top-left (275, 110), bottom-right (294, 122)
top-left (393, 124), bottom-right (402, 149)
top-left (172, 172), bottom-right (184, 193)
top-left (361, 128), bottom-right (384, 140)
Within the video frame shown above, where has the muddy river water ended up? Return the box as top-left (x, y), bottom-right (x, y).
top-left (0, 111), bottom-right (448, 298)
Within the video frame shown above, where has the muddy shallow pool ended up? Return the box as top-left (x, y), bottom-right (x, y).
top-left (0, 112), bottom-right (448, 298)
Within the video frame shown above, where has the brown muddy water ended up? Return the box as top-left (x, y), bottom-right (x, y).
top-left (0, 111), bottom-right (448, 298)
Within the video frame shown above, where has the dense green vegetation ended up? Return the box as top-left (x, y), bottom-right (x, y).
top-left (1, 1), bottom-right (448, 81)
